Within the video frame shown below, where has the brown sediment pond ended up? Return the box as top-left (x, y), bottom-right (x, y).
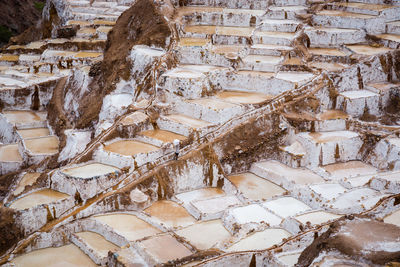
top-left (3, 110), bottom-right (46, 125)
top-left (13, 172), bottom-right (41, 195)
top-left (0, 144), bottom-right (22, 162)
top-left (140, 129), bottom-right (186, 143)
top-left (9, 188), bottom-right (69, 210)
top-left (104, 140), bottom-right (159, 156)
top-left (216, 91), bottom-right (272, 105)
top-left (144, 200), bottom-right (196, 228)
top-left (17, 128), bottom-right (50, 139)
top-left (24, 136), bottom-right (59, 155)
top-left (11, 244), bottom-right (97, 267)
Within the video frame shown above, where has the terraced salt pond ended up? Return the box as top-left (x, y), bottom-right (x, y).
top-left (94, 213), bottom-right (161, 241)
top-left (228, 172), bottom-right (286, 201)
top-left (309, 183), bottom-right (347, 200)
top-left (277, 252), bottom-right (302, 266)
top-left (24, 136), bottom-right (59, 155)
top-left (166, 114), bottom-right (212, 129)
top-left (309, 47), bottom-right (347, 56)
top-left (13, 172), bottom-right (41, 195)
top-left (139, 129), bottom-right (186, 143)
top-left (176, 187), bottom-right (226, 204)
top-left (252, 160), bottom-right (325, 184)
top-left (384, 209), bottom-right (400, 227)
top-left (175, 220), bottom-right (231, 250)
top-left (228, 204), bottom-right (282, 226)
top-left (144, 200), bottom-right (196, 228)
top-left (11, 244), bottom-right (97, 267)
top-left (262, 197), bottom-right (312, 218)
top-left (0, 144), bottom-right (22, 162)
top-left (216, 91), bottom-right (271, 104)
top-left (226, 228), bottom-right (291, 252)
top-left (137, 234), bottom-right (192, 264)
top-left (61, 163), bottom-right (120, 179)
top-left (104, 140), bottom-right (159, 156)
top-left (75, 231), bottom-right (119, 257)
top-left (295, 211), bottom-right (342, 225)
top-left (304, 131), bottom-right (359, 144)
top-left (17, 128), bottom-right (50, 139)
top-left (10, 189), bottom-right (70, 210)
top-left (323, 161), bottom-right (377, 180)
top-left (3, 110), bottom-right (46, 125)
top-left (189, 98), bottom-right (239, 110)
top-left (345, 44), bottom-right (392, 55)
top-left (2, 0), bottom-right (400, 265)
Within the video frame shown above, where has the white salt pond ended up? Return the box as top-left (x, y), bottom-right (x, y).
top-left (384, 209), bottom-right (400, 227)
top-left (94, 213), bottom-right (161, 241)
top-left (277, 251), bottom-right (302, 267)
top-left (229, 204), bottom-right (282, 226)
top-left (226, 228), bottom-right (291, 252)
top-left (61, 163), bottom-right (120, 179)
top-left (295, 211), bottom-right (342, 225)
top-left (262, 197), bottom-right (311, 218)
top-left (309, 183), bottom-right (347, 200)
top-left (176, 220), bottom-right (231, 250)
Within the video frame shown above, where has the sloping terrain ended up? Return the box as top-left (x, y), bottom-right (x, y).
top-left (0, 0), bottom-right (400, 266)
top-left (0, 0), bottom-right (45, 47)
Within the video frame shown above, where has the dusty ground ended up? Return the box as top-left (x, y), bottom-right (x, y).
top-left (0, 0), bottom-right (45, 47)
top-left (0, 207), bottom-right (23, 256)
top-left (298, 216), bottom-right (400, 266)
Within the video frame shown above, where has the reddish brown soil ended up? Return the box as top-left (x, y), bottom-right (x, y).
top-left (298, 217), bottom-right (400, 266)
top-left (79, 0), bottom-right (171, 129)
top-left (0, 0), bottom-right (45, 46)
top-left (0, 172), bottom-right (19, 203)
top-left (50, 0), bottom-right (172, 132)
top-left (0, 207), bottom-right (23, 256)
top-left (8, 1), bottom-right (61, 46)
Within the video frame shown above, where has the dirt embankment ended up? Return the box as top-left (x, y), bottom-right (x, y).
top-left (297, 217), bottom-right (400, 266)
top-left (48, 0), bottom-right (172, 134)
top-left (0, 207), bottom-right (23, 257)
top-left (81, 0), bottom-right (172, 128)
top-left (0, 0), bottom-right (45, 47)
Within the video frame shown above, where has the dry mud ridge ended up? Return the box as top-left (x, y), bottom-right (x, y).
top-left (1, 0), bottom-right (400, 266)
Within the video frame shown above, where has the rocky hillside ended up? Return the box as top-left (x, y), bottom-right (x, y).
top-left (0, 0), bottom-right (45, 46)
